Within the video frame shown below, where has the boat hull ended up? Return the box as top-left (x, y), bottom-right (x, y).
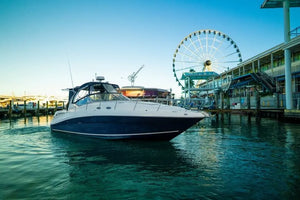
top-left (50, 115), bottom-right (204, 140)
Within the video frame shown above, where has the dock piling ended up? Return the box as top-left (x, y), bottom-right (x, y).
top-left (24, 100), bottom-right (27, 117)
top-left (8, 100), bottom-right (12, 119)
top-left (46, 101), bottom-right (48, 115)
top-left (37, 101), bottom-right (40, 116)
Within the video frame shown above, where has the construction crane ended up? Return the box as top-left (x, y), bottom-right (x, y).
top-left (128, 65), bottom-right (144, 86)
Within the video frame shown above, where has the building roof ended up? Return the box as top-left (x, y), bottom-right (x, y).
top-left (261, 0), bottom-right (300, 8)
top-left (236, 35), bottom-right (300, 68)
top-left (181, 71), bottom-right (219, 80)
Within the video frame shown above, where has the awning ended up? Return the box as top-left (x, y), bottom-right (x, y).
top-left (261, 0), bottom-right (300, 8)
top-left (181, 71), bottom-right (219, 80)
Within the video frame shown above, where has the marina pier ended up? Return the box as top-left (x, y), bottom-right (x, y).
top-left (0, 96), bottom-right (66, 119)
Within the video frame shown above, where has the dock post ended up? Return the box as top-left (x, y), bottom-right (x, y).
top-left (255, 90), bottom-right (261, 117)
top-left (247, 88), bottom-right (250, 109)
top-left (37, 101), bottom-right (40, 116)
top-left (220, 91), bottom-right (224, 110)
top-left (55, 101), bottom-right (57, 113)
top-left (46, 101), bottom-right (49, 115)
top-left (8, 100), bottom-right (12, 119)
top-left (239, 89), bottom-right (242, 109)
top-left (226, 94), bottom-right (230, 109)
top-left (24, 100), bottom-right (27, 117)
top-left (275, 93), bottom-right (280, 109)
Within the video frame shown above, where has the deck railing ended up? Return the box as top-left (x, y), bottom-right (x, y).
top-left (290, 26), bottom-right (300, 38)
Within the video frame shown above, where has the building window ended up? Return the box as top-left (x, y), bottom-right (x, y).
top-left (296, 77), bottom-right (300, 93)
top-left (293, 51), bottom-right (300, 62)
top-left (278, 80), bottom-right (285, 93)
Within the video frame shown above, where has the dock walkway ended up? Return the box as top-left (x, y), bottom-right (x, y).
top-left (202, 108), bottom-right (300, 121)
top-left (0, 107), bottom-right (63, 119)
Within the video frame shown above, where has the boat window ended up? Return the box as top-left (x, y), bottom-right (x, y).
top-left (103, 84), bottom-right (118, 94)
top-left (73, 83), bottom-right (129, 106)
top-left (90, 84), bottom-right (106, 94)
top-left (98, 93), bottom-right (129, 101)
top-left (73, 86), bottom-right (89, 103)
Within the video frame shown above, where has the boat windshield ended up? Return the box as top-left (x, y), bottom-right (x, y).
top-left (73, 83), bottom-right (129, 106)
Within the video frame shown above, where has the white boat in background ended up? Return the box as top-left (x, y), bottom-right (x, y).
top-left (50, 76), bottom-right (209, 140)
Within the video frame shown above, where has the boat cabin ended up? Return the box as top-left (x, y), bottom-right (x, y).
top-left (68, 82), bottom-right (129, 109)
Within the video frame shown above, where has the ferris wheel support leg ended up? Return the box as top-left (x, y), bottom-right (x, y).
top-left (188, 77), bottom-right (191, 106)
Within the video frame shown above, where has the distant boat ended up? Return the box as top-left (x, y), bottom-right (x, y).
top-left (50, 76), bottom-right (209, 140)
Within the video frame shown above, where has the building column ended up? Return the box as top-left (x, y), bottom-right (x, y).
top-left (258, 59), bottom-right (261, 72)
top-left (283, 0), bottom-right (293, 109)
top-left (252, 62), bottom-right (255, 73)
top-left (271, 53), bottom-right (274, 76)
top-left (187, 77), bottom-right (191, 106)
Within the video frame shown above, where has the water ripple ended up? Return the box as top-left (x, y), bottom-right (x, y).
top-left (0, 115), bottom-right (300, 199)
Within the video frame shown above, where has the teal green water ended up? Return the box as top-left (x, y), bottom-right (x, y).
top-left (0, 115), bottom-right (299, 200)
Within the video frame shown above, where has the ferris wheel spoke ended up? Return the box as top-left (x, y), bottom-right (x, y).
top-left (223, 51), bottom-right (239, 58)
top-left (224, 42), bottom-right (234, 50)
top-left (189, 38), bottom-right (206, 60)
top-left (206, 45), bottom-right (221, 57)
top-left (217, 65), bottom-right (230, 72)
top-left (175, 64), bottom-right (203, 72)
top-left (175, 60), bottom-right (205, 64)
top-left (177, 51), bottom-right (203, 62)
top-left (208, 34), bottom-right (218, 55)
top-left (209, 65), bottom-right (225, 73)
top-left (205, 32), bottom-right (208, 54)
top-left (214, 60), bottom-right (241, 64)
top-left (196, 34), bottom-right (207, 59)
top-left (188, 38), bottom-right (201, 56)
top-left (210, 37), bottom-right (226, 58)
top-left (181, 44), bottom-right (203, 60)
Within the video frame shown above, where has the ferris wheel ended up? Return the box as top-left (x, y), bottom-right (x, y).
top-left (172, 29), bottom-right (242, 89)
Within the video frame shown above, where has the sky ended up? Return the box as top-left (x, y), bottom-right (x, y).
top-left (0, 0), bottom-right (300, 98)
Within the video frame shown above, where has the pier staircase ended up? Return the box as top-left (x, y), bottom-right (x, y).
top-left (228, 72), bottom-right (278, 93)
top-left (251, 72), bottom-right (277, 92)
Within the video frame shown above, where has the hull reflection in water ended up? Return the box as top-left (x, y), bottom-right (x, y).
top-left (52, 132), bottom-right (188, 169)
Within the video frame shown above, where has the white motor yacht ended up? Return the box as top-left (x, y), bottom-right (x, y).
top-left (50, 76), bottom-right (209, 140)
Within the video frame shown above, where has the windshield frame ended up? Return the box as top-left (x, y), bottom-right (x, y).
top-left (72, 82), bottom-right (129, 106)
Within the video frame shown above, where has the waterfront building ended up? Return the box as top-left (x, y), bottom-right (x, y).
top-left (176, 1), bottom-right (300, 110)
top-left (194, 33), bottom-right (300, 109)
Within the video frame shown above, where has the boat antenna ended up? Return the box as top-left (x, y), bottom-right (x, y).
top-left (68, 59), bottom-right (74, 88)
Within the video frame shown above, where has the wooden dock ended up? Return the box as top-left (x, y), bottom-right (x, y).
top-left (0, 101), bottom-right (64, 119)
top-left (202, 108), bottom-right (300, 121)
